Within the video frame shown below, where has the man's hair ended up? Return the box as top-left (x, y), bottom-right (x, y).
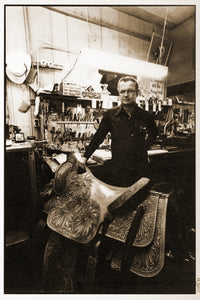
top-left (117, 76), bottom-right (139, 94)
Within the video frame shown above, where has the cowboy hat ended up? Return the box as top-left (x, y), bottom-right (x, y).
top-left (6, 51), bottom-right (31, 84)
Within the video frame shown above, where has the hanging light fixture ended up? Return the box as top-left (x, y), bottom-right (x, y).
top-left (66, 47), bottom-right (168, 87)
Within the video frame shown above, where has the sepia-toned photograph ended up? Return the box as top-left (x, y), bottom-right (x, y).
top-left (4, 3), bottom-right (197, 296)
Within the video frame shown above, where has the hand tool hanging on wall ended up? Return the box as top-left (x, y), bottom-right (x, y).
top-left (34, 96), bottom-right (40, 116)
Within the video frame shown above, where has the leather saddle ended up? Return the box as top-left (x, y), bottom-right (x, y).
top-left (44, 153), bottom-right (170, 279)
top-left (45, 152), bottom-right (150, 244)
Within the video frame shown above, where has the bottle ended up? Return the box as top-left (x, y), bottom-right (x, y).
top-left (101, 84), bottom-right (110, 109)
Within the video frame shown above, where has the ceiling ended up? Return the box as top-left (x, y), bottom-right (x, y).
top-left (113, 6), bottom-right (195, 30)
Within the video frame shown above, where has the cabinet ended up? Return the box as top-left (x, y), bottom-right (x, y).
top-left (5, 143), bottom-right (38, 246)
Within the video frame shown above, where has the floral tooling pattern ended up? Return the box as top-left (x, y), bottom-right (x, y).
top-left (46, 171), bottom-right (101, 243)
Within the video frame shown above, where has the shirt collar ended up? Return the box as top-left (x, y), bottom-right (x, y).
top-left (114, 103), bottom-right (138, 117)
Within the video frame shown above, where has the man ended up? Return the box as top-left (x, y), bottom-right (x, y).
top-left (80, 76), bottom-right (158, 187)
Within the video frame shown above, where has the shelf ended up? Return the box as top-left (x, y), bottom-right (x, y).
top-left (77, 97), bottom-right (101, 101)
top-left (173, 103), bottom-right (195, 109)
top-left (40, 93), bottom-right (78, 99)
top-left (38, 93), bottom-right (119, 104)
top-left (57, 121), bottom-right (95, 124)
top-left (6, 142), bottom-right (33, 152)
top-left (39, 93), bottom-right (93, 101)
top-left (78, 97), bottom-right (119, 103)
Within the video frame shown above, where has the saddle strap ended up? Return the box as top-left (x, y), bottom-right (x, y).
top-left (121, 205), bottom-right (145, 272)
top-left (83, 240), bottom-right (101, 293)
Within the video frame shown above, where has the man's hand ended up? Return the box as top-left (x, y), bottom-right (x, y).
top-left (74, 152), bottom-right (87, 165)
top-left (78, 156), bottom-right (87, 165)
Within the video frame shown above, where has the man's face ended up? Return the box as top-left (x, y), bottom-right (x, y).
top-left (118, 80), bottom-right (137, 106)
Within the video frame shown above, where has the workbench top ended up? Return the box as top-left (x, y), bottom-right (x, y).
top-left (91, 147), bottom-right (194, 164)
top-left (42, 146), bottom-right (194, 173)
top-left (6, 142), bottom-right (33, 152)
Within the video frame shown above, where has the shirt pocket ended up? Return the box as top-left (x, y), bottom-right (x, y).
top-left (138, 119), bottom-right (148, 138)
top-left (131, 122), bottom-right (142, 137)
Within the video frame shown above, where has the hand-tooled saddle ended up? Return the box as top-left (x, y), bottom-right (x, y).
top-left (44, 153), bottom-right (150, 244)
top-left (42, 154), bottom-right (171, 294)
top-left (44, 153), bottom-right (171, 282)
top-left (103, 186), bottom-right (170, 277)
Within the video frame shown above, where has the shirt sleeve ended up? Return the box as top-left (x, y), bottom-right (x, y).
top-left (84, 111), bottom-right (110, 159)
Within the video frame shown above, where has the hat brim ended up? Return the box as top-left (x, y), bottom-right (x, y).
top-left (6, 52), bottom-right (31, 84)
top-left (6, 68), bottom-right (29, 84)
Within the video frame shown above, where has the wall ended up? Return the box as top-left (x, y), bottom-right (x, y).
top-left (167, 16), bottom-right (195, 86)
top-left (6, 6), bottom-right (169, 137)
top-left (6, 6), bottom-right (33, 137)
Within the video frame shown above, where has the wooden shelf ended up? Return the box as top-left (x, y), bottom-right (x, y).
top-left (38, 93), bottom-right (118, 104)
top-left (6, 142), bottom-right (33, 152)
top-left (39, 93), bottom-right (93, 101)
top-left (38, 93), bottom-right (97, 108)
top-left (57, 121), bottom-right (95, 124)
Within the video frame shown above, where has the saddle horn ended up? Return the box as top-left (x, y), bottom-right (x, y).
top-left (53, 152), bottom-right (80, 194)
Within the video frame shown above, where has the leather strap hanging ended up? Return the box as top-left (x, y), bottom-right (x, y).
top-left (121, 205), bottom-right (145, 272)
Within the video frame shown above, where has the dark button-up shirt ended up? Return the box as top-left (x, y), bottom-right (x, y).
top-left (84, 104), bottom-right (158, 170)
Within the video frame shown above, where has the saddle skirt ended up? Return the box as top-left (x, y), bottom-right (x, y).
top-left (104, 188), bottom-right (169, 277)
